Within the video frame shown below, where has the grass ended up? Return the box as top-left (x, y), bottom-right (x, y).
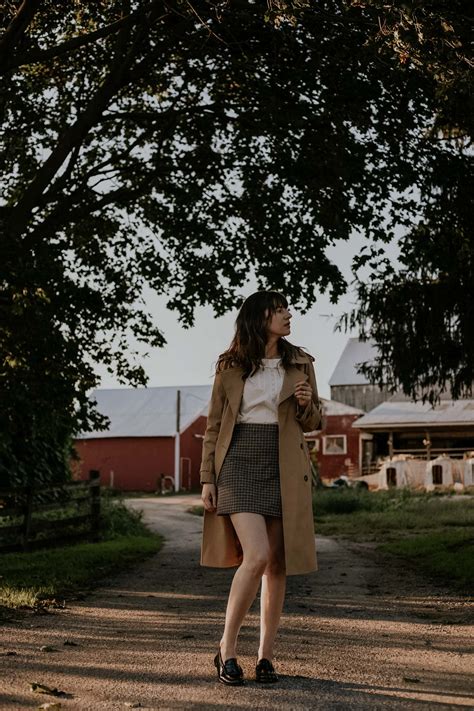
top-left (109, 489), bottom-right (200, 498)
top-left (313, 488), bottom-right (474, 540)
top-left (188, 504), bottom-right (204, 517)
top-left (381, 529), bottom-right (474, 590)
top-left (0, 495), bottom-right (162, 610)
top-left (313, 488), bottom-right (474, 591)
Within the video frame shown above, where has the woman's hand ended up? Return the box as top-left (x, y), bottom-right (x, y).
top-left (294, 379), bottom-right (312, 408)
top-left (201, 483), bottom-right (217, 512)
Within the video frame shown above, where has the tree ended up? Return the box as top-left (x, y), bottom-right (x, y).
top-left (353, 0), bottom-right (473, 139)
top-left (338, 0), bottom-right (473, 403)
top-left (0, 1), bottom-right (472, 485)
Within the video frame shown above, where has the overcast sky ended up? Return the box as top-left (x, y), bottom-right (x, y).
top-left (97, 232), bottom-right (399, 399)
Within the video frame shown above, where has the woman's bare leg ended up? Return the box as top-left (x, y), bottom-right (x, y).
top-left (220, 512), bottom-right (270, 661)
top-left (258, 516), bottom-right (286, 661)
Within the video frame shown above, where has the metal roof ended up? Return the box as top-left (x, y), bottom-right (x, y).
top-left (328, 337), bottom-right (379, 386)
top-left (320, 397), bottom-right (364, 416)
top-left (352, 397), bottom-right (474, 430)
top-left (76, 385), bottom-right (363, 440)
top-left (77, 385), bottom-right (212, 439)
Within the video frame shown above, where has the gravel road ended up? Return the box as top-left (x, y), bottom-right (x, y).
top-left (0, 495), bottom-right (473, 710)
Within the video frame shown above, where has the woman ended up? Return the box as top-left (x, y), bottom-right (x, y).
top-left (200, 290), bottom-right (323, 686)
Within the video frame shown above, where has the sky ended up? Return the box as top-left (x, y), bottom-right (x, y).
top-left (97, 232), bottom-right (399, 399)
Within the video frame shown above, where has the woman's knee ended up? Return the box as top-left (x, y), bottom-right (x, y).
top-left (243, 548), bottom-right (270, 576)
top-left (231, 513), bottom-right (270, 575)
top-left (264, 552), bottom-right (286, 576)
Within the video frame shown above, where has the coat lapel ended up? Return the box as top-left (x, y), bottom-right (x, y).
top-left (220, 367), bottom-right (245, 418)
top-left (278, 364), bottom-right (308, 405)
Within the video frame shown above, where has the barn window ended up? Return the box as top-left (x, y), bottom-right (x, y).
top-left (323, 435), bottom-right (346, 455)
top-left (432, 465), bottom-right (443, 485)
top-left (386, 467), bottom-right (397, 487)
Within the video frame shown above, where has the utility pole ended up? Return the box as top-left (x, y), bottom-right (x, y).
top-left (174, 389), bottom-right (181, 492)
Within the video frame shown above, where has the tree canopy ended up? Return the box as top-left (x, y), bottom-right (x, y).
top-left (340, 1), bottom-right (473, 402)
top-left (0, 0), bottom-right (472, 485)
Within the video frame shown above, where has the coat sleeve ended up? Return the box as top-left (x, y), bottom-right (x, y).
top-left (200, 371), bottom-right (226, 485)
top-left (295, 357), bottom-right (323, 432)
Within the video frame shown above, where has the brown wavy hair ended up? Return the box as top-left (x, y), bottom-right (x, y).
top-left (216, 291), bottom-right (305, 378)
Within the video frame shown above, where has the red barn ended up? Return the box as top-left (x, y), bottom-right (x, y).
top-left (74, 385), bottom-right (365, 491)
top-left (305, 398), bottom-right (365, 482)
top-left (74, 385), bottom-right (211, 492)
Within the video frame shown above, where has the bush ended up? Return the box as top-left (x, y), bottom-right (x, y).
top-left (312, 487), bottom-right (413, 516)
top-left (313, 489), bottom-right (371, 515)
top-left (100, 496), bottom-right (153, 539)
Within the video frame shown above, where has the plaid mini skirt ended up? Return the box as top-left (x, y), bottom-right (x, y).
top-left (216, 422), bottom-right (282, 517)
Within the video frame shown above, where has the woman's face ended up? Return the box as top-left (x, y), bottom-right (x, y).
top-left (266, 305), bottom-right (292, 339)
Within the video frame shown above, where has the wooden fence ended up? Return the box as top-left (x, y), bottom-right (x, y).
top-left (0, 470), bottom-right (101, 553)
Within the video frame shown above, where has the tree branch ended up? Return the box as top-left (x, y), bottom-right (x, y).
top-left (29, 167), bottom-right (165, 246)
top-left (4, 0), bottom-right (173, 73)
top-left (7, 18), bottom-right (151, 238)
top-left (5, 12), bottom-right (136, 72)
top-left (0, 0), bottom-right (41, 69)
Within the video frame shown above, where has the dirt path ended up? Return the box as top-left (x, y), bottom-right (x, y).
top-left (1, 496), bottom-right (473, 710)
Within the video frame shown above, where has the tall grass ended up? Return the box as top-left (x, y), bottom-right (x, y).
top-left (313, 487), bottom-right (458, 515)
top-left (313, 488), bottom-right (474, 539)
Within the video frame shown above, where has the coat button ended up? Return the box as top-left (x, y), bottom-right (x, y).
top-left (304, 475), bottom-right (308, 481)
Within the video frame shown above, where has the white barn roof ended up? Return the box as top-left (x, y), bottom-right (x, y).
top-left (352, 395), bottom-right (474, 429)
top-left (329, 337), bottom-right (378, 386)
top-left (320, 397), bottom-right (364, 416)
top-left (77, 385), bottom-right (212, 439)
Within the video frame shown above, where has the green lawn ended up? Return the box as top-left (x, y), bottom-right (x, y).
top-left (313, 488), bottom-right (474, 590)
top-left (0, 496), bottom-right (162, 610)
top-left (381, 529), bottom-right (473, 590)
top-left (313, 488), bottom-right (473, 540)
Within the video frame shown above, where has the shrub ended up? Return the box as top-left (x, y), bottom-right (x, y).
top-left (100, 497), bottom-right (153, 539)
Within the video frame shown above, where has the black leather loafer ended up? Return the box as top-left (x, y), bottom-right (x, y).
top-left (214, 647), bottom-right (245, 685)
top-left (255, 657), bottom-right (278, 683)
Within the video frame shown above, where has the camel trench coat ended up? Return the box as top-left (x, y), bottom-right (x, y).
top-left (200, 352), bottom-right (323, 576)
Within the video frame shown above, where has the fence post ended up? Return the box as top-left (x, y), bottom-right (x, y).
top-left (89, 470), bottom-right (101, 542)
top-left (22, 486), bottom-right (34, 552)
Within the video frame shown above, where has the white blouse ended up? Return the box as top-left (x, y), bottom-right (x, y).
top-left (236, 358), bottom-right (284, 424)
